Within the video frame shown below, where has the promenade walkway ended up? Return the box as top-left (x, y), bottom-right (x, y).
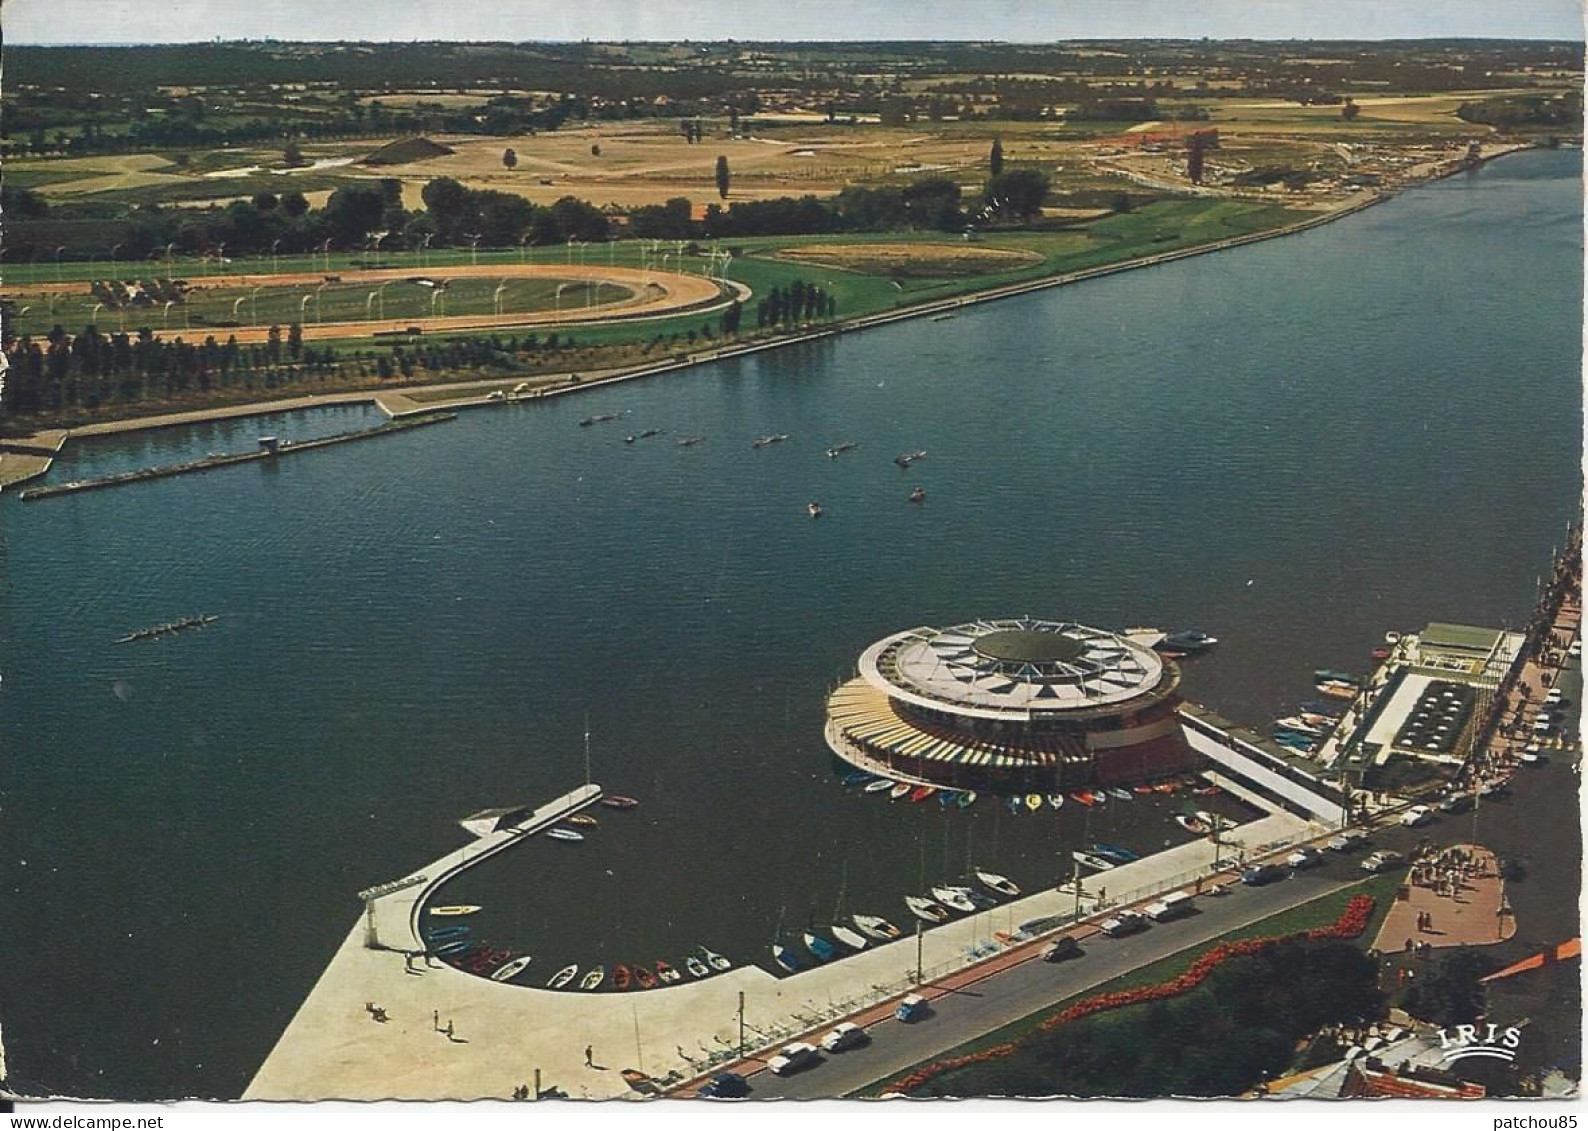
top-left (245, 803), bottom-right (1311, 1100)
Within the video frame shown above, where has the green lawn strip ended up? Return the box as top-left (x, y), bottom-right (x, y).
top-left (851, 871), bottom-right (1405, 1097)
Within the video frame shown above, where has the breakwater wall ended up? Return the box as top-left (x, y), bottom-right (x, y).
top-left (19, 412), bottom-right (456, 501)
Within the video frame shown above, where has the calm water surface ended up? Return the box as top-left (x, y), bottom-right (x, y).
top-left (1, 151), bottom-right (1580, 1099)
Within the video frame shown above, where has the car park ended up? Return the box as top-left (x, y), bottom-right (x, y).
top-left (1042, 936), bottom-right (1083, 962)
top-left (819, 1023), bottom-right (869, 1053)
top-left (698, 1072), bottom-right (750, 1099)
top-left (767, 1043), bottom-right (821, 1076)
top-left (1327, 830), bottom-right (1370, 852)
top-left (1361, 850), bottom-right (1405, 874)
top-left (1399, 805), bottom-right (1433, 827)
top-left (1241, 863), bottom-right (1287, 886)
top-left (1100, 910), bottom-right (1148, 937)
top-left (1286, 847), bottom-right (1322, 869)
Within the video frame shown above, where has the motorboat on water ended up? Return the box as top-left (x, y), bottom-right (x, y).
top-left (1006, 795), bottom-right (1024, 814)
top-left (600, 795), bottom-right (640, 810)
top-left (1092, 843), bottom-right (1139, 864)
top-left (938, 790), bottom-right (962, 808)
top-left (566, 814), bottom-right (599, 827)
top-left (1174, 813), bottom-right (1211, 835)
top-left (1315, 669), bottom-right (1361, 686)
top-left (894, 450), bottom-right (927, 468)
top-left (826, 442), bottom-right (859, 458)
top-left (1316, 681), bottom-right (1357, 700)
top-left (807, 502), bottom-right (823, 518)
top-left (633, 966), bottom-right (658, 990)
top-left (1047, 793), bottom-right (1065, 809)
top-left (685, 954), bottom-right (710, 978)
top-left (905, 895), bottom-right (950, 923)
top-left (546, 828), bottom-right (584, 842)
top-left (1108, 787), bottom-right (1135, 801)
top-left (1160, 630), bottom-right (1218, 653)
top-left (865, 779), bottom-right (897, 794)
top-left (580, 967), bottom-right (606, 991)
top-left (701, 947), bottom-right (732, 972)
top-left (975, 870), bottom-right (1020, 898)
top-left (803, 932), bottom-right (837, 962)
top-left (957, 791), bottom-right (977, 809)
top-left (843, 771), bottom-right (876, 787)
top-left (579, 413), bottom-right (618, 427)
top-left (1276, 716), bottom-right (1324, 736)
top-left (930, 886), bottom-right (978, 913)
top-left (909, 785), bottom-right (936, 803)
top-left (890, 782), bottom-right (913, 800)
top-left (830, 924), bottom-right (869, 951)
top-left (852, 913), bottom-right (902, 940)
top-left (491, 955), bottom-right (534, 983)
top-left (753, 434), bottom-right (790, 448)
top-left (772, 944), bottom-right (802, 974)
top-left (1069, 791), bottom-right (1098, 807)
top-left (655, 960), bottom-right (681, 984)
top-left (677, 436), bottom-right (705, 447)
top-left (1132, 784), bottom-right (1157, 795)
top-left (908, 487), bottom-right (926, 503)
top-left (613, 964), bottom-right (633, 991)
top-left (1385, 631), bottom-right (1402, 644)
top-left (1196, 810), bottom-right (1234, 832)
top-left (435, 939), bottom-right (473, 957)
top-left (1072, 850), bottom-right (1117, 871)
top-left (1025, 793), bottom-right (1044, 812)
top-left (428, 905), bottom-right (481, 917)
top-left (547, 964), bottom-right (579, 990)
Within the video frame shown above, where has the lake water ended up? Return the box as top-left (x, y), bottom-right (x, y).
top-left (1, 150), bottom-right (1580, 1100)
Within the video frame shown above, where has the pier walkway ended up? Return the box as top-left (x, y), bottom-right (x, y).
top-left (245, 791), bottom-right (1313, 1101)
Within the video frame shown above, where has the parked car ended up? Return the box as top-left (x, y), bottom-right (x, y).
top-left (698, 1072), bottom-right (750, 1099)
top-left (1100, 910), bottom-right (1148, 937)
top-left (1569, 640), bottom-right (1581, 659)
top-left (1438, 793), bottom-right (1473, 813)
top-left (1241, 863), bottom-right (1287, 886)
top-left (1144, 891), bottom-right (1196, 921)
top-left (1327, 829), bottom-right (1370, 852)
top-left (1286, 847), bottom-right (1322, 870)
top-left (1042, 936), bottom-right (1083, 962)
top-left (819, 1022), bottom-right (869, 1053)
top-left (1361, 850), bottom-right (1405, 874)
top-left (1399, 805), bottom-right (1434, 828)
top-left (767, 1043), bottom-right (821, 1076)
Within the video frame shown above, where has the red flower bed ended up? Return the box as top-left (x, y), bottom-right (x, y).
top-left (887, 894), bottom-right (1375, 1094)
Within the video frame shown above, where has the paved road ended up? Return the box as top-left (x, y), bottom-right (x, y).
top-left (752, 859), bottom-right (1365, 1099)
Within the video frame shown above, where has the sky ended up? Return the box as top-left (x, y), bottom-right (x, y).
top-left (5, 0), bottom-right (1584, 45)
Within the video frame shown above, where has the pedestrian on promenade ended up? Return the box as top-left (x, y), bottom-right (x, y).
top-left (434, 1010), bottom-right (440, 1032)
top-left (445, 1020), bottom-right (455, 1040)
top-left (585, 1045), bottom-right (594, 1067)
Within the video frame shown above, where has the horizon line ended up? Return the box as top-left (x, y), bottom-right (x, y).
top-left (9, 34), bottom-right (1586, 47)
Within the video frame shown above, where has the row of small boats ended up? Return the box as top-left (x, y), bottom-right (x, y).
top-left (842, 771), bottom-right (1216, 812)
top-left (770, 868), bottom-right (1023, 973)
top-left (546, 946), bottom-right (734, 992)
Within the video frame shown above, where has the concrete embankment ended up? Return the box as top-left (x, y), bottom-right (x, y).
top-left (18, 412), bottom-right (456, 501)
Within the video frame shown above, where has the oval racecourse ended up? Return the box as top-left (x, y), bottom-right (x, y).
top-left (10, 263), bottom-right (741, 345)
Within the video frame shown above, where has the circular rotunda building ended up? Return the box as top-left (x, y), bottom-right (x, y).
top-left (825, 617), bottom-right (1195, 792)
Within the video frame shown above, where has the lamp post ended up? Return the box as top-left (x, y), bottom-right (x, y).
top-left (233, 297), bottom-right (247, 322)
top-left (54, 246), bottom-right (66, 283)
top-left (315, 282), bottom-right (328, 324)
top-left (300, 294), bottom-right (313, 322)
top-left (271, 238), bottom-right (282, 275)
top-left (164, 242), bottom-right (177, 279)
top-left (110, 243), bottom-right (123, 281)
top-left (250, 284), bottom-right (265, 324)
top-left (320, 238), bottom-right (333, 273)
top-left (493, 282), bottom-right (508, 317)
top-left (518, 233), bottom-right (532, 265)
top-left (465, 234), bottom-right (481, 267)
top-left (163, 300), bottom-right (175, 328)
